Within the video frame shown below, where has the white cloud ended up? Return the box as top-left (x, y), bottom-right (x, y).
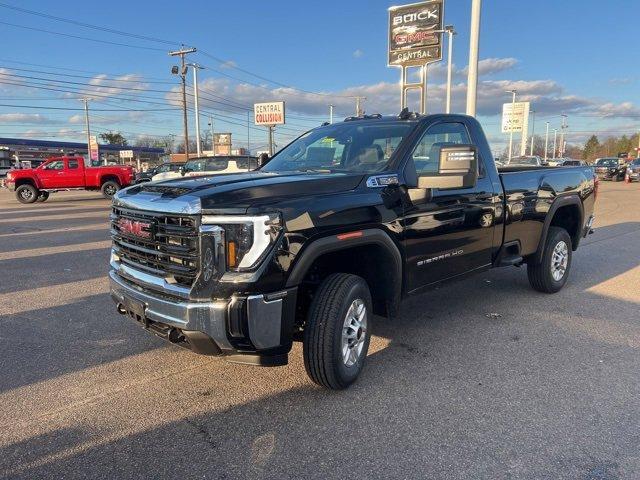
top-left (0, 113), bottom-right (52, 124)
top-left (220, 60), bottom-right (238, 69)
top-left (59, 73), bottom-right (150, 101)
top-left (352, 49), bottom-right (364, 59)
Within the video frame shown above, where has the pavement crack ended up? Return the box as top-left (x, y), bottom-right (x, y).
top-left (184, 418), bottom-right (217, 449)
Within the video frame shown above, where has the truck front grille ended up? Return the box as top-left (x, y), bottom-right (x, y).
top-left (111, 207), bottom-right (200, 288)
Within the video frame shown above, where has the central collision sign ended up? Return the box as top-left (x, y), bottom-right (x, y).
top-left (388, 0), bottom-right (444, 67)
top-left (254, 101), bottom-right (286, 126)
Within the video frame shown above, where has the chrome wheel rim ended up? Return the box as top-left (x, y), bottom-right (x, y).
top-left (105, 185), bottom-right (116, 196)
top-left (341, 298), bottom-right (367, 367)
top-left (551, 240), bottom-right (568, 281)
top-left (20, 189), bottom-right (33, 200)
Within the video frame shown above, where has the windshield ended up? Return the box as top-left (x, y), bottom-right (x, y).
top-left (262, 122), bottom-right (414, 174)
top-left (630, 159), bottom-right (640, 166)
top-left (596, 158), bottom-right (618, 167)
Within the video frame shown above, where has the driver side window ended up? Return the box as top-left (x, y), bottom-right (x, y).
top-left (45, 160), bottom-right (64, 170)
top-left (411, 122), bottom-right (471, 175)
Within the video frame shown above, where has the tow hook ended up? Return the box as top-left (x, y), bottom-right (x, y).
top-left (116, 303), bottom-right (127, 315)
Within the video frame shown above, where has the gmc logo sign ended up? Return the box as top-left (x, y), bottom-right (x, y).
top-left (117, 218), bottom-right (152, 239)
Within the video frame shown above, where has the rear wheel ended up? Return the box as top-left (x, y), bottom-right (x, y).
top-left (527, 226), bottom-right (572, 293)
top-left (15, 184), bottom-right (39, 204)
top-left (37, 191), bottom-right (49, 202)
top-left (303, 273), bottom-right (372, 390)
top-left (101, 180), bottom-right (120, 198)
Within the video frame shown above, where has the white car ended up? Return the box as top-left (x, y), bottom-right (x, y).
top-left (152, 156), bottom-right (258, 182)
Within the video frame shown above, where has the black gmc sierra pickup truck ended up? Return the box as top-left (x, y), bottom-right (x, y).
top-left (109, 111), bottom-right (597, 389)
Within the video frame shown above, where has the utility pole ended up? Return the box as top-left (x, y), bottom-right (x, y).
top-left (529, 110), bottom-right (536, 156)
top-left (466, 0), bottom-right (482, 116)
top-left (208, 115), bottom-right (214, 153)
top-left (544, 121), bottom-right (550, 161)
top-left (247, 111), bottom-right (250, 156)
top-left (355, 96), bottom-right (366, 116)
top-left (169, 46), bottom-right (196, 159)
top-left (559, 114), bottom-right (568, 157)
top-left (81, 98), bottom-right (91, 160)
top-left (329, 104), bottom-right (334, 124)
top-left (507, 89), bottom-right (517, 163)
top-left (553, 128), bottom-right (558, 159)
top-left (187, 63), bottom-right (203, 156)
top-left (637, 130), bottom-right (640, 158)
top-left (445, 25), bottom-right (456, 114)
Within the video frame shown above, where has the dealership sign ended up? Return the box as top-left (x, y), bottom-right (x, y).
top-left (501, 102), bottom-right (530, 133)
top-left (388, 0), bottom-right (444, 67)
top-left (254, 102), bottom-right (286, 126)
top-left (89, 135), bottom-right (99, 161)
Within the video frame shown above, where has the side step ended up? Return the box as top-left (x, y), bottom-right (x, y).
top-left (498, 255), bottom-right (523, 267)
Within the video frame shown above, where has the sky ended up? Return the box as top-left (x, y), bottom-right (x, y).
top-left (0, 0), bottom-right (639, 155)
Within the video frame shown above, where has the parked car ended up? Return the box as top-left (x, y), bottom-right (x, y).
top-left (5, 156), bottom-right (134, 203)
top-left (626, 158), bottom-right (640, 182)
top-left (109, 112), bottom-right (596, 389)
top-left (558, 159), bottom-right (587, 167)
top-left (135, 162), bottom-right (184, 183)
top-left (594, 157), bottom-right (627, 181)
top-left (152, 155), bottom-right (258, 182)
top-left (510, 155), bottom-right (544, 167)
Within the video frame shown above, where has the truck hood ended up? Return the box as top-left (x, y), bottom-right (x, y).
top-left (113, 171), bottom-right (365, 214)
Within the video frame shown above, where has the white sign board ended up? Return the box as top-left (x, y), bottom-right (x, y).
top-left (254, 102), bottom-right (285, 126)
top-left (119, 150), bottom-right (134, 159)
top-left (501, 102), bottom-right (530, 133)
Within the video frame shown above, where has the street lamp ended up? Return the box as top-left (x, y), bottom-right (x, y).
top-left (529, 109), bottom-right (536, 156)
top-left (186, 63), bottom-right (204, 157)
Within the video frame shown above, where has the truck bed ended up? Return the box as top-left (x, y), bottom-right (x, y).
top-left (498, 166), bottom-right (596, 257)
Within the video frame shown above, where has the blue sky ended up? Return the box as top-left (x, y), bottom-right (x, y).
top-left (1, 0), bottom-right (638, 154)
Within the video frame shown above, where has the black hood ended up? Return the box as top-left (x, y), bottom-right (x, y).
top-left (124, 171), bottom-right (365, 212)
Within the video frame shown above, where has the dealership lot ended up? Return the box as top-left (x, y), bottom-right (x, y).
top-left (1, 183), bottom-right (639, 479)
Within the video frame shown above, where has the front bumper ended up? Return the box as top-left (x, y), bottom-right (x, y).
top-left (109, 268), bottom-right (295, 365)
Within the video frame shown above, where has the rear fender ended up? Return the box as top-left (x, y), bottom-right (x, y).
top-left (533, 195), bottom-right (583, 264)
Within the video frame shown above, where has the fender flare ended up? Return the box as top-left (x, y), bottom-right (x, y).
top-left (533, 194), bottom-right (583, 264)
top-left (15, 176), bottom-right (40, 190)
top-left (285, 228), bottom-right (403, 314)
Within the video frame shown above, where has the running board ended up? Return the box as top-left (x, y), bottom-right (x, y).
top-left (498, 255), bottom-right (523, 267)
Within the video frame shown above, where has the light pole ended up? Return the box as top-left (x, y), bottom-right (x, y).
top-left (329, 104), bottom-right (334, 124)
top-left (208, 115), bottom-right (214, 153)
top-left (559, 114), bottom-right (568, 158)
top-left (506, 89), bottom-right (517, 163)
top-left (466, 0), bottom-right (482, 116)
top-left (553, 128), bottom-right (558, 159)
top-left (529, 110), bottom-right (536, 156)
top-left (544, 121), bottom-right (549, 161)
top-left (186, 63), bottom-right (203, 157)
top-left (445, 25), bottom-right (456, 114)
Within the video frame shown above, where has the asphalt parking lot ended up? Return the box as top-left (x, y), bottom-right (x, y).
top-left (1, 182), bottom-right (639, 480)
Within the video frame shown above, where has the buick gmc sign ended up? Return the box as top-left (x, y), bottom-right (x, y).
top-left (388, 0), bottom-right (444, 67)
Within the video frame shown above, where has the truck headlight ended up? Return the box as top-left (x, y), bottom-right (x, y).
top-left (201, 214), bottom-right (282, 271)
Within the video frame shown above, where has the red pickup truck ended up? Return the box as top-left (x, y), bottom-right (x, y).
top-left (5, 156), bottom-right (134, 203)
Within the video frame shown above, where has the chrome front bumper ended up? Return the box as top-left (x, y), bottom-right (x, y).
top-left (109, 268), bottom-right (286, 355)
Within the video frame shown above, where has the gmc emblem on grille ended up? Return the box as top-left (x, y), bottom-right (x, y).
top-left (117, 218), bottom-right (152, 239)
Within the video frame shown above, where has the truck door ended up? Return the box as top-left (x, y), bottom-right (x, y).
top-left (36, 159), bottom-right (65, 188)
top-left (401, 121), bottom-right (497, 292)
top-left (62, 158), bottom-right (84, 187)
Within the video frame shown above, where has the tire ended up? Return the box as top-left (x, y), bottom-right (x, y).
top-left (527, 226), bottom-right (572, 293)
top-left (15, 184), bottom-right (39, 204)
top-left (303, 273), bottom-right (372, 390)
top-left (101, 180), bottom-right (120, 198)
top-left (37, 191), bottom-right (49, 202)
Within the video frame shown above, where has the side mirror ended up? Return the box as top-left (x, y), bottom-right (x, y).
top-left (418, 145), bottom-right (478, 189)
top-left (258, 152), bottom-right (270, 167)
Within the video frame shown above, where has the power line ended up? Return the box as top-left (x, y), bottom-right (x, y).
top-left (0, 21), bottom-right (166, 51)
top-left (0, 2), bottom-right (179, 46)
top-left (2, 65), bottom-right (178, 85)
top-left (0, 103), bottom-right (179, 112)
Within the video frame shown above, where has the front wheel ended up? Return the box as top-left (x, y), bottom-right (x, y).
top-left (15, 184), bottom-right (39, 204)
top-left (37, 191), bottom-right (49, 202)
top-left (101, 180), bottom-right (120, 198)
top-left (527, 226), bottom-right (572, 293)
top-left (303, 273), bottom-right (372, 390)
